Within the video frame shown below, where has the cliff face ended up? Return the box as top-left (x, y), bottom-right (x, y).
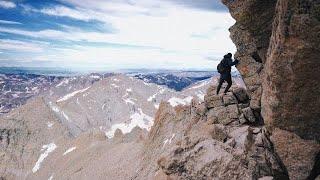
top-left (221, 0), bottom-right (320, 179)
top-left (222, 0), bottom-right (277, 114)
top-left (222, 0), bottom-right (320, 141)
top-left (262, 0), bottom-right (320, 141)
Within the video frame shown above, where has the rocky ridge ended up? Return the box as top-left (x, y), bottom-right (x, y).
top-left (135, 85), bottom-right (289, 180)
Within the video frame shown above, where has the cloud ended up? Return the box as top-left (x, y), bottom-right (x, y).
top-left (0, 39), bottom-right (45, 52)
top-left (24, 5), bottom-right (101, 22)
top-left (1, 0), bottom-right (235, 70)
top-left (57, 0), bottom-right (152, 16)
top-left (0, 8), bottom-right (235, 53)
top-left (0, 19), bottom-right (22, 25)
top-left (0, 0), bottom-right (16, 9)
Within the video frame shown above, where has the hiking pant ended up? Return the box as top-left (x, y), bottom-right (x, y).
top-left (216, 74), bottom-right (232, 94)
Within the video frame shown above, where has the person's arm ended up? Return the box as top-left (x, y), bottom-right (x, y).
top-left (227, 59), bottom-right (239, 66)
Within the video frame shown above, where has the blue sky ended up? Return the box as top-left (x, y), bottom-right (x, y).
top-left (0, 0), bottom-right (235, 71)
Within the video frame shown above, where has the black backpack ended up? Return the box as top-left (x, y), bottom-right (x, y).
top-left (217, 58), bottom-right (227, 74)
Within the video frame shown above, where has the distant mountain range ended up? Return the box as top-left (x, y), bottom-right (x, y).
top-left (0, 67), bottom-right (76, 76)
top-left (133, 71), bottom-right (216, 91)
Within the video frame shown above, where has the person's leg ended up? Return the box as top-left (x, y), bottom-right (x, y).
top-left (216, 77), bottom-right (224, 95)
top-left (224, 75), bottom-right (232, 94)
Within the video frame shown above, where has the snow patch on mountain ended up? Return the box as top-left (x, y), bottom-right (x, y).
top-left (32, 143), bottom-right (57, 173)
top-left (56, 79), bottom-right (69, 87)
top-left (63, 147), bottom-right (76, 156)
top-left (105, 109), bottom-right (153, 138)
top-left (163, 134), bottom-right (175, 148)
top-left (62, 111), bottom-right (70, 121)
top-left (148, 87), bottom-right (166, 102)
top-left (90, 75), bottom-right (100, 79)
top-left (168, 96), bottom-right (193, 107)
top-left (49, 102), bottom-right (71, 123)
top-left (111, 83), bottom-right (119, 88)
top-left (49, 102), bottom-right (60, 113)
top-left (123, 98), bottom-right (135, 105)
top-left (147, 93), bottom-right (157, 102)
top-left (196, 91), bottom-right (205, 101)
top-left (101, 103), bottom-right (107, 110)
top-left (189, 80), bottom-right (210, 89)
top-left (57, 87), bottom-right (90, 102)
top-left (47, 122), bottom-right (54, 128)
top-left (48, 175), bottom-right (53, 180)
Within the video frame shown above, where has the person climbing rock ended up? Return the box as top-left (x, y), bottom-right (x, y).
top-left (216, 53), bottom-right (239, 95)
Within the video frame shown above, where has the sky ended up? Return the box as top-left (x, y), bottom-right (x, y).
top-left (0, 0), bottom-right (236, 71)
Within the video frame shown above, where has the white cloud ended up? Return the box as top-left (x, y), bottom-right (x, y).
top-left (41, 6), bottom-right (92, 21)
top-left (0, 20), bottom-right (22, 25)
top-left (0, 1), bottom-right (16, 9)
top-left (58, 0), bottom-right (151, 16)
top-left (1, 1), bottom-right (236, 70)
top-left (0, 39), bottom-right (45, 52)
top-left (0, 8), bottom-right (234, 53)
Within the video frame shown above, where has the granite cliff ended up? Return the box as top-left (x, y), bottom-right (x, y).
top-left (221, 0), bottom-right (320, 179)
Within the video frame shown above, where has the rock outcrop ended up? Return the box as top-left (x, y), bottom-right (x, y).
top-left (222, 0), bottom-right (320, 179)
top-left (222, 0), bottom-right (320, 138)
top-left (137, 86), bottom-right (288, 180)
top-left (222, 0), bottom-right (320, 139)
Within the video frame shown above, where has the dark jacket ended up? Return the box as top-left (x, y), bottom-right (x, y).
top-left (221, 55), bottom-right (239, 79)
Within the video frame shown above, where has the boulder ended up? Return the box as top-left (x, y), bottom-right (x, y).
top-left (204, 94), bottom-right (224, 108)
top-left (232, 87), bottom-right (249, 103)
top-left (206, 109), bottom-right (218, 124)
top-left (194, 102), bottom-right (207, 116)
top-left (239, 113), bottom-right (247, 124)
top-left (210, 124), bottom-right (228, 142)
top-left (271, 128), bottom-right (320, 180)
top-left (223, 92), bottom-right (238, 106)
top-left (242, 107), bottom-right (256, 123)
top-left (228, 126), bottom-right (252, 153)
top-left (207, 105), bottom-right (239, 125)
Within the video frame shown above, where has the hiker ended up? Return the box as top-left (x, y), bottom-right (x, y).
top-left (216, 53), bottom-right (239, 95)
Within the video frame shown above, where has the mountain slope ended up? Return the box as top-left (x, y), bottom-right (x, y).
top-left (0, 97), bottom-right (70, 179)
top-left (18, 84), bottom-right (294, 180)
top-left (47, 74), bottom-right (216, 137)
